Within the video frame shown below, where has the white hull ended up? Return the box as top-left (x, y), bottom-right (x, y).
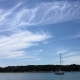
top-left (55, 71), bottom-right (64, 75)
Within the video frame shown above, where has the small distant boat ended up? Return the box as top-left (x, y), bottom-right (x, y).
top-left (55, 71), bottom-right (64, 75)
top-left (55, 53), bottom-right (64, 75)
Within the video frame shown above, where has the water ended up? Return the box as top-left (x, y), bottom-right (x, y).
top-left (0, 72), bottom-right (80, 80)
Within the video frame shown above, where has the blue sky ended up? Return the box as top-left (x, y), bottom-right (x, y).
top-left (0, 0), bottom-right (80, 66)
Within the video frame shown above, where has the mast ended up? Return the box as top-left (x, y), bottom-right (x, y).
top-left (60, 53), bottom-right (61, 65)
top-left (55, 53), bottom-right (64, 75)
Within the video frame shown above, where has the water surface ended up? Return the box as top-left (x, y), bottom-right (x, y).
top-left (0, 72), bottom-right (80, 80)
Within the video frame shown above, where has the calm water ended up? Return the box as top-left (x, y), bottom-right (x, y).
top-left (0, 72), bottom-right (80, 80)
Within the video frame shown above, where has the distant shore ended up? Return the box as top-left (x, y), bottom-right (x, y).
top-left (0, 64), bottom-right (80, 72)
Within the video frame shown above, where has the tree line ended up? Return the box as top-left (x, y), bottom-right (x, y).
top-left (0, 64), bottom-right (80, 72)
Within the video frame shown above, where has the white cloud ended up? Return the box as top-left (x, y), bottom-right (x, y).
top-left (0, 2), bottom-right (22, 22)
top-left (0, 31), bottom-right (51, 58)
top-left (55, 48), bottom-right (80, 64)
top-left (0, 2), bottom-right (53, 60)
top-left (18, 1), bottom-right (80, 25)
top-left (56, 49), bottom-right (67, 54)
top-left (0, 51), bottom-right (24, 59)
top-left (56, 48), bottom-right (78, 57)
top-left (0, 1), bottom-right (80, 31)
top-left (63, 55), bottom-right (80, 64)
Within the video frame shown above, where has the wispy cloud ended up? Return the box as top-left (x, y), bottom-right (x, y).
top-left (55, 48), bottom-right (80, 64)
top-left (63, 33), bottom-right (80, 40)
top-left (64, 55), bottom-right (80, 64)
top-left (0, 2), bottom-right (53, 59)
top-left (56, 49), bottom-right (67, 54)
top-left (0, 31), bottom-right (51, 59)
top-left (0, 1), bottom-right (80, 31)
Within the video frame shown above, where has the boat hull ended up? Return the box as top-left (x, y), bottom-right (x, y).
top-left (55, 71), bottom-right (64, 75)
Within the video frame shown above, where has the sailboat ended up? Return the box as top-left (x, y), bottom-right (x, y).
top-left (55, 53), bottom-right (64, 75)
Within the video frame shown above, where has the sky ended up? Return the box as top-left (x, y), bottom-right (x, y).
top-left (0, 0), bottom-right (80, 66)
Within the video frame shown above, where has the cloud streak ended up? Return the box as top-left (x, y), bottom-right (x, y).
top-left (0, 30), bottom-right (51, 58)
top-left (0, 1), bottom-right (80, 31)
top-left (64, 55), bottom-right (80, 64)
top-left (55, 48), bottom-right (80, 64)
top-left (0, 2), bottom-right (52, 59)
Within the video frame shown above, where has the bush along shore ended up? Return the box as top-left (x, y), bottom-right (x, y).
top-left (0, 64), bottom-right (80, 72)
